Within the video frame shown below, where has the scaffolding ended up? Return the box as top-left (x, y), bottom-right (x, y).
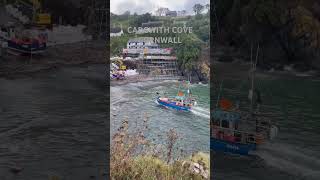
top-left (136, 55), bottom-right (180, 79)
top-left (123, 37), bottom-right (182, 80)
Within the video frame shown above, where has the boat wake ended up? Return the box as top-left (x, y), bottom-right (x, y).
top-left (191, 106), bottom-right (210, 119)
top-left (253, 142), bottom-right (320, 179)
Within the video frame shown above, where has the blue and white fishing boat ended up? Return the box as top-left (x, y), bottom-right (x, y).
top-left (7, 38), bottom-right (46, 54)
top-left (211, 107), bottom-right (261, 155)
top-left (0, 26), bottom-right (47, 55)
top-left (211, 44), bottom-right (278, 155)
top-left (211, 105), bottom-right (278, 155)
top-left (156, 81), bottom-right (197, 112)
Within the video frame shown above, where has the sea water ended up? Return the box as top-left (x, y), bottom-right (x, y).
top-left (212, 76), bottom-right (320, 180)
top-left (111, 80), bottom-right (210, 154)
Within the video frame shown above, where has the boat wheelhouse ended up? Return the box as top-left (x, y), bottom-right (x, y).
top-left (211, 106), bottom-right (262, 155)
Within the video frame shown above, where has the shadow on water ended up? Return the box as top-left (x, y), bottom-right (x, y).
top-left (0, 65), bottom-right (107, 180)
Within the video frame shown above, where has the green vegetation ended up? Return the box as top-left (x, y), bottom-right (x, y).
top-left (110, 35), bottom-right (130, 56)
top-left (111, 118), bottom-right (210, 180)
top-left (42, 0), bottom-right (93, 25)
top-left (175, 34), bottom-right (203, 73)
top-left (113, 153), bottom-right (209, 180)
top-left (187, 14), bottom-right (210, 42)
top-left (214, 0), bottom-right (320, 71)
top-left (193, 4), bottom-right (205, 15)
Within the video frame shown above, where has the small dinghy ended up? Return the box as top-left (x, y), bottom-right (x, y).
top-left (7, 37), bottom-right (46, 55)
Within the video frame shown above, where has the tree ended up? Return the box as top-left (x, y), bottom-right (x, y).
top-left (129, 13), bottom-right (155, 27)
top-left (205, 4), bottom-right (210, 12)
top-left (213, 0), bottom-right (320, 69)
top-left (110, 35), bottom-right (130, 56)
top-left (123, 11), bottom-right (130, 16)
top-left (193, 4), bottom-right (204, 15)
top-left (174, 34), bottom-right (202, 74)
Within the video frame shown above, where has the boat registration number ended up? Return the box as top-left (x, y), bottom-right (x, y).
top-left (226, 144), bottom-right (239, 150)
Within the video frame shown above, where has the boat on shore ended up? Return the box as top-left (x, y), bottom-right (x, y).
top-left (7, 36), bottom-right (46, 55)
top-left (0, 26), bottom-right (47, 55)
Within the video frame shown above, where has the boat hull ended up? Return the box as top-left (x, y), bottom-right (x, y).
top-left (156, 98), bottom-right (191, 111)
top-left (211, 138), bottom-right (256, 155)
top-left (7, 40), bottom-right (46, 54)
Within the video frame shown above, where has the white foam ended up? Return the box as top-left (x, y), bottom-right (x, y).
top-left (255, 142), bottom-right (320, 179)
top-left (191, 106), bottom-right (210, 119)
top-left (125, 69), bottom-right (138, 76)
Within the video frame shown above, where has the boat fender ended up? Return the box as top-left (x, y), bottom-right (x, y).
top-left (269, 125), bottom-right (278, 140)
top-left (255, 134), bottom-right (264, 145)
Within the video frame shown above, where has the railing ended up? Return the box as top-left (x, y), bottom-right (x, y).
top-left (211, 125), bottom-right (265, 145)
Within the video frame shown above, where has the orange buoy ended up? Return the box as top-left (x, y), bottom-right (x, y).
top-left (255, 134), bottom-right (264, 145)
top-left (219, 99), bottom-right (233, 110)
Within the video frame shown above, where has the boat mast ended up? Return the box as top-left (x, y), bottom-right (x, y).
top-left (187, 74), bottom-right (191, 97)
top-left (216, 80), bottom-right (223, 108)
top-left (250, 43), bottom-right (259, 116)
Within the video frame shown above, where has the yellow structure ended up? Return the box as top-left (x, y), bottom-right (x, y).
top-left (37, 13), bottom-right (51, 25)
top-left (27, 0), bottom-right (51, 25)
top-left (119, 61), bottom-right (126, 70)
top-left (112, 58), bottom-right (126, 70)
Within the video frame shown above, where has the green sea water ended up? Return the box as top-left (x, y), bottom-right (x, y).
top-left (111, 80), bottom-right (210, 154)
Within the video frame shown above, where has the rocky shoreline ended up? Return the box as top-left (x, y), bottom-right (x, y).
top-left (213, 45), bottom-right (320, 77)
top-left (214, 60), bottom-right (320, 81)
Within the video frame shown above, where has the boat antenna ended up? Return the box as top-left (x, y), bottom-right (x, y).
top-left (212, 0), bottom-right (220, 36)
top-left (188, 74), bottom-right (191, 95)
top-left (250, 43), bottom-right (259, 116)
top-left (177, 80), bottom-right (182, 97)
top-left (216, 80), bottom-right (223, 108)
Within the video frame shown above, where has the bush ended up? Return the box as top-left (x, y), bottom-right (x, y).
top-left (110, 117), bottom-right (210, 179)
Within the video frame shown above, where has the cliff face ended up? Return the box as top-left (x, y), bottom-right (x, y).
top-left (213, 0), bottom-right (320, 72)
top-left (189, 46), bottom-right (210, 83)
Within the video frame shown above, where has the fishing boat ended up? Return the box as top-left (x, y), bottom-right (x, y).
top-left (211, 44), bottom-right (278, 155)
top-left (7, 36), bottom-right (46, 55)
top-left (156, 81), bottom-right (197, 111)
top-left (211, 101), bottom-right (275, 155)
top-left (0, 26), bottom-right (47, 55)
